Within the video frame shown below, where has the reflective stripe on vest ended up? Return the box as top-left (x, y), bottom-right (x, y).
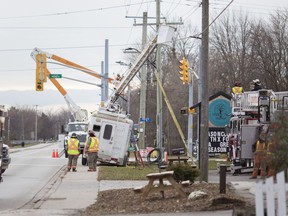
top-left (232, 87), bottom-right (243, 94)
top-left (255, 140), bottom-right (266, 152)
top-left (267, 142), bottom-right (275, 155)
top-left (67, 138), bottom-right (80, 155)
top-left (88, 137), bottom-right (99, 152)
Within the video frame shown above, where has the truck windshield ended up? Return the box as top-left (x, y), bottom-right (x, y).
top-left (68, 123), bottom-right (87, 132)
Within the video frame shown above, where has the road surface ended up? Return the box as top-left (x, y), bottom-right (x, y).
top-left (0, 143), bottom-right (66, 211)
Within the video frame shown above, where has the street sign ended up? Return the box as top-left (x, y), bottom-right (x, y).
top-left (139, 118), bottom-right (152, 123)
top-left (49, 74), bottom-right (62, 79)
top-left (146, 118), bottom-right (152, 122)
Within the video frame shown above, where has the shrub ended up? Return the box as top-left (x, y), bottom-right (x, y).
top-left (166, 163), bottom-right (200, 183)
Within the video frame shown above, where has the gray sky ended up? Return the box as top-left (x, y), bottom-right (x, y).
top-left (0, 0), bottom-right (287, 112)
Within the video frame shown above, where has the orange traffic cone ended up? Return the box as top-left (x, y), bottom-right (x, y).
top-left (52, 149), bottom-right (55, 158)
top-left (55, 149), bottom-right (59, 158)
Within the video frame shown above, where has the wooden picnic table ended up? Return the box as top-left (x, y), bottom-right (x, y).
top-left (141, 171), bottom-right (187, 200)
top-left (167, 155), bottom-right (189, 165)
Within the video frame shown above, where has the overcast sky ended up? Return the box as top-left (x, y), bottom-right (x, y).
top-left (0, 0), bottom-right (287, 112)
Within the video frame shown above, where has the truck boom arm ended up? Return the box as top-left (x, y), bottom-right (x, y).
top-left (106, 35), bottom-right (158, 108)
top-left (31, 48), bottom-right (114, 84)
top-left (46, 69), bottom-right (88, 122)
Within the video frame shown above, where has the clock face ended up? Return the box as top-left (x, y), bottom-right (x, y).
top-left (209, 98), bottom-right (231, 127)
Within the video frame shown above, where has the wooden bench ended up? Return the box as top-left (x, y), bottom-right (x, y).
top-left (141, 171), bottom-right (187, 200)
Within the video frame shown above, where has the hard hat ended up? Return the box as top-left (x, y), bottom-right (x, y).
top-left (253, 79), bottom-right (261, 85)
top-left (259, 133), bottom-right (266, 141)
top-left (234, 81), bottom-right (241, 86)
top-left (88, 130), bottom-right (95, 136)
top-left (71, 133), bottom-right (77, 138)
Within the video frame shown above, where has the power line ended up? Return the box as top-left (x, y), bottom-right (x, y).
top-left (0, 44), bottom-right (136, 52)
top-left (0, 26), bottom-right (132, 29)
top-left (0, 1), bottom-right (154, 20)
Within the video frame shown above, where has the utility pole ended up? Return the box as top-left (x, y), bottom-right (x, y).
top-left (139, 12), bottom-right (148, 149)
top-left (200, 0), bottom-right (209, 182)
top-left (188, 59), bottom-right (193, 155)
top-left (104, 39), bottom-right (109, 102)
top-left (156, 0), bottom-right (164, 158)
top-left (101, 61), bottom-right (105, 104)
top-left (126, 1), bottom-right (182, 153)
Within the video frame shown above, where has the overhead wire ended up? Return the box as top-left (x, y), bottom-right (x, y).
top-left (0, 1), bottom-right (155, 20)
top-left (182, 1), bottom-right (202, 22)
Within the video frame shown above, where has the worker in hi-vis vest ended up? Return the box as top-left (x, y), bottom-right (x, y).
top-left (84, 130), bottom-right (99, 172)
top-left (67, 133), bottom-right (80, 172)
top-left (250, 134), bottom-right (267, 179)
top-left (232, 82), bottom-right (244, 94)
top-left (266, 140), bottom-right (276, 177)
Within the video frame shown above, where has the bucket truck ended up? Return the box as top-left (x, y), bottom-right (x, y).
top-left (30, 49), bottom-right (101, 164)
top-left (87, 26), bottom-right (175, 166)
top-left (31, 25), bottom-right (175, 166)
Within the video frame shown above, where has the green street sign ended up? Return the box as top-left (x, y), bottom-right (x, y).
top-left (49, 74), bottom-right (62, 79)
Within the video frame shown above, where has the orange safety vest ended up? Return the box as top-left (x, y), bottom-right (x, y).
top-left (232, 86), bottom-right (243, 94)
top-left (267, 141), bottom-right (276, 155)
top-left (255, 140), bottom-right (266, 152)
top-left (67, 138), bottom-right (80, 155)
top-left (87, 137), bottom-right (99, 153)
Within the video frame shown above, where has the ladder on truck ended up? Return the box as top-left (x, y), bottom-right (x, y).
top-left (106, 36), bottom-right (158, 108)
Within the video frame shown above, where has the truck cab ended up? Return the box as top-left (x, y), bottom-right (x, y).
top-left (63, 121), bottom-right (88, 165)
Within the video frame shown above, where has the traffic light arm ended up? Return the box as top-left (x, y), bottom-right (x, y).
top-left (31, 47), bottom-right (114, 84)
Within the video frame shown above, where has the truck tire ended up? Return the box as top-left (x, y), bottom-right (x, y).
top-left (121, 151), bottom-right (129, 167)
top-left (147, 148), bottom-right (161, 163)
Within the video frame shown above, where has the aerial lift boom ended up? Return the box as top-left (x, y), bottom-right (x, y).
top-left (31, 48), bottom-right (114, 84)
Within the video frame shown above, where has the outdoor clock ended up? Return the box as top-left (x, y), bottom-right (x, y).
top-left (209, 98), bottom-right (231, 127)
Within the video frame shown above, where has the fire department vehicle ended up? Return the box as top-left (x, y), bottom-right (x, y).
top-left (227, 89), bottom-right (288, 174)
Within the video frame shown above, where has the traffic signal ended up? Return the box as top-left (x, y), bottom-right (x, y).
top-left (36, 82), bottom-right (44, 91)
top-left (188, 107), bottom-right (196, 114)
top-left (179, 57), bottom-right (189, 84)
top-left (35, 54), bottom-right (47, 91)
top-left (180, 107), bottom-right (188, 115)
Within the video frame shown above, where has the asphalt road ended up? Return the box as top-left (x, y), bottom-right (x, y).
top-left (0, 143), bottom-right (66, 211)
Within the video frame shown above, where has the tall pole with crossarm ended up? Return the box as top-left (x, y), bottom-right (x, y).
top-left (200, 0), bottom-right (209, 182)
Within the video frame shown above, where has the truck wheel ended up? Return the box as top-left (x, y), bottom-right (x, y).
top-left (147, 148), bottom-right (161, 163)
